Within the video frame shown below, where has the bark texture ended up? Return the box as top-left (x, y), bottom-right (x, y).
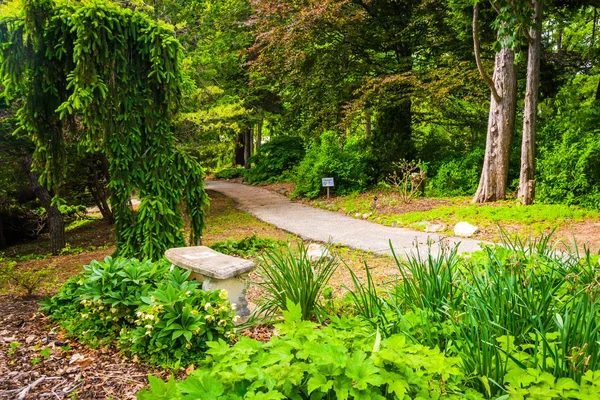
top-left (518, 0), bottom-right (543, 205)
top-left (244, 128), bottom-right (252, 169)
top-left (234, 133), bottom-right (245, 166)
top-left (88, 156), bottom-right (114, 224)
top-left (22, 156), bottom-right (66, 255)
top-left (256, 119), bottom-right (263, 152)
top-left (0, 215), bottom-right (6, 250)
top-left (473, 47), bottom-right (518, 203)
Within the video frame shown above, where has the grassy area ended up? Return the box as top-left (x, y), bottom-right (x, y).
top-left (1, 190), bottom-right (397, 299)
top-left (305, 188), bottom-right (600, 248)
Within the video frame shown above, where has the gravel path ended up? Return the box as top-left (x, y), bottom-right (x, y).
top-left (206, 181), bottom-right (485, 257)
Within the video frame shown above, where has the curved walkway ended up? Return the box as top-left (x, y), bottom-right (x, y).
top-left (205, 181), bottom-right (485, 258)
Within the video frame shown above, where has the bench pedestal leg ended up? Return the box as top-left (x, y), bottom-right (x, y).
top-left (190, 272), bottom-right (250, 317)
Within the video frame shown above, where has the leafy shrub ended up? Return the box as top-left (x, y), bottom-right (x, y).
top-left (293, 131), bottom-right (374, 199)
top-left (386, 159), bottom-right (427, 203)
top-left (255, 242), bottom-right (339, 321)
top-left (536, 73), bottom-right (600, 209)
top-left (428, 150), bottom-right (483, 197)
top-left (214, 167), bottom-right (245, 180)
top-left (0, 258), bottom-right (53, 296)
top-left (138, 302), bottom-right (475, 400)
top-left (209, 235), bottom-right (283, 257)
top-left (41, 257), bottom-right (235, 367)
top-left (245, 136), bottom-right (305, 184)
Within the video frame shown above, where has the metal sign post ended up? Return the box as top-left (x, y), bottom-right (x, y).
top-left (321, 177), bottom-right (334, 200)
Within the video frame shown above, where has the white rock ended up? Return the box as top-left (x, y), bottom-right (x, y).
top-left (454, 222), bottom-right (479, 237)
top-left (425, 223), bottom-right (446, 233)
top-left (362, 213), bottom-right (372, 219)
top-left (307, 244), bottom-right (332, 261)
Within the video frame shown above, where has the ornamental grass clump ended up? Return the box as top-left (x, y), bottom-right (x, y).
top-left (347, 231), bottom-right (600, 396)
top-left (254, 242), bottom-right (339, 321)
top-left (41, 257), bottom-right (235, 368)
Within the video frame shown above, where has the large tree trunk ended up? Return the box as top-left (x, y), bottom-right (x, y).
top-left (473, 47), bottom-right (518, 203)
top-left (234, 133), bottom-right (245, 166)
top-left (518, 0), bottom-right (543, 205)
top-left (22, 156), bottom-right (66, 255)
top-left (365, 110), bottom-right (372, 137)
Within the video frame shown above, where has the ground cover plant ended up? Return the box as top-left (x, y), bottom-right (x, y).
top-left (209, 235), bottom-right (283, 257)
top-left (138, 301), bottom-right (480, 400)
top-left (347, 234), bottom-right (600, 397)
top-left (215, 168), bottom-right (246, 180)
top-left (140, 234), bottom-right (600, 399)
top-left (41, 256), bottom-right (236, 368)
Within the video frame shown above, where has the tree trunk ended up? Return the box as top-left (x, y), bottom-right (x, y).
top-left (244, 128), bottom-right (252, 169)
top-left (0, 215), bottom-right (6, 250)
top-left (234, 132), bottom-right (245, 166)
top-left (518, 0), bottom-right (543, 205)
top-left (88, 158), bottom-right (114, 224)
top-left (256, 119), bottom-right (263, 152)
top-left (365, 110), bottom-right (372, 137)
top-left (473, 47), bottom-right (518, 203)
top-left (22, 156), bottom-right (66, 255)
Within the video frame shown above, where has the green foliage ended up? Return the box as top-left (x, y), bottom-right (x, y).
top-left (245, 136), bottom-right (305, 184)
top-left (255, 243), bottom-right (339, 321)
top-left (293, 132), bottom-right (373, 199)
top-left (138, 305), bottom-right (472, 400)
top-left (209, 235), bottom-right (283, 257)
top-left (428, 151), bottom-right (483, 197)
top-left (536, 72), bottom-right (600, 209)
top-left (214, 167), bottom-right (246, 180)
top-left (0, 0), bottom-right (209, 260)
top-left (40, 257), bottom-right (235, 367)
top-left (347, 232), bottom-right (600, 396)
top-left (0, 257), bottom-right (52, 295)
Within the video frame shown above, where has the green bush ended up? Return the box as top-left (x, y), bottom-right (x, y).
top-left (536, 73), bottom-right (600, 209)
top-left (293, 131), bottom-right (374, 199)
top-left (245, 136), bottom-right (305, 184)
top-left (40, 257), bottom-right (235, 367)
top-left (214, 167), bottom-right (246, 180)
top-left (209, 235), bottom-right (283, 257)
top-left (428, 150), bottom-right (483, 197)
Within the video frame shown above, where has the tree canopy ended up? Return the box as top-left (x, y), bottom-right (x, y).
top-left (1, 0), bottom-right (208, 259)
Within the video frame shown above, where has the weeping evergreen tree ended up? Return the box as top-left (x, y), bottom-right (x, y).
top-left (0, 0), bottom-right (208, 260)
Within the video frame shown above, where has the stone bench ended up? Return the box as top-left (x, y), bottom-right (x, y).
top-left (164, 246), bottom-right (255, 317)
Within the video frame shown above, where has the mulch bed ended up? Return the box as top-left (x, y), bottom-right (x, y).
top-left (0, 295), bottom-right (278, 399)
top-left (0, 296), bottom-right (171, 400)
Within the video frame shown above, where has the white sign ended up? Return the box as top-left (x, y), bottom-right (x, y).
top-left (183, 252), bottom-right (218, 260)
top-left (322, 177), bottom-right (335, 187)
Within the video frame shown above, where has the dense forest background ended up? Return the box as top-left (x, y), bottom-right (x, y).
top-left (1, 0), bottom-right (599, 250)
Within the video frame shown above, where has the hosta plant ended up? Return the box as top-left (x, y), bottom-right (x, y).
top-left (41, 257), bottom-right (235, 367)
